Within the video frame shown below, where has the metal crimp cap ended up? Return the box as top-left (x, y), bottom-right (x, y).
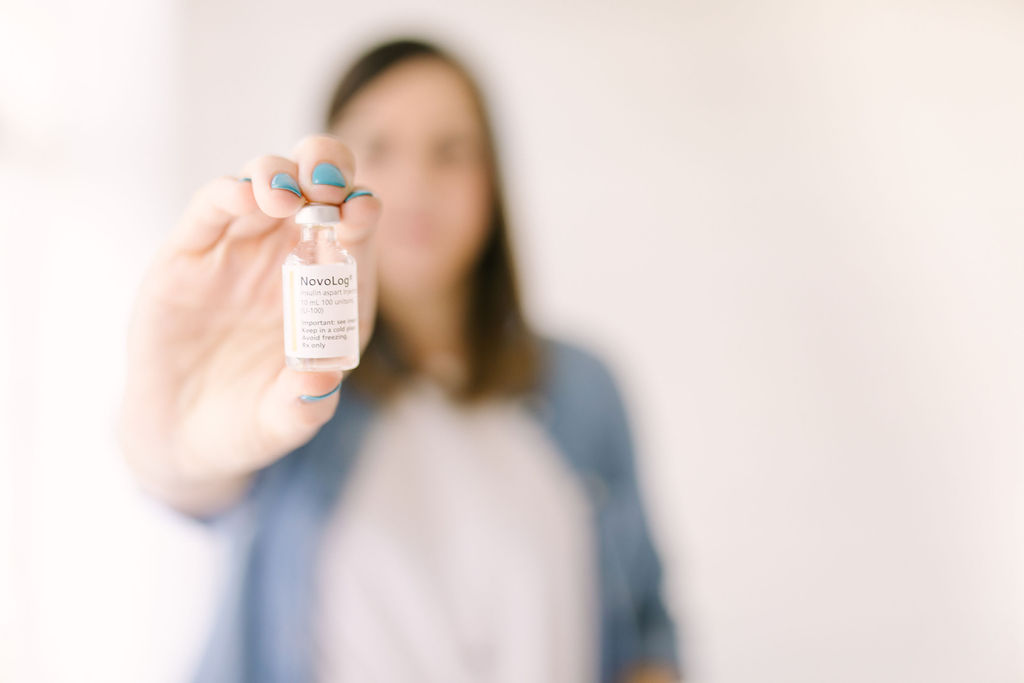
top-left (295, 202), bottom-right (341, 225)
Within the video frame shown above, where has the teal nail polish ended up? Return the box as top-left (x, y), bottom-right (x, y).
top-left (311, 162), bottom-right (346, 188)
top-left (271, 172), bottom-right (301, 197)
top-left (342, 189), bottom-right (374, 203)
top-left (299, 380), bottom-right (343, 402)
top-left (238, 176), bottom-right (252, 182)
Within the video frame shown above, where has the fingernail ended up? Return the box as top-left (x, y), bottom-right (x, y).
top-left (238, 176), bottom-right (252, 182)
top-left (271, 172), bottom-right (302, 197)
top-left (299, 379), bottom-right (343, 402)
top-left (311, 162), bottom-right (346, 188)
top-left (342, 189), bottom-right (374, 203)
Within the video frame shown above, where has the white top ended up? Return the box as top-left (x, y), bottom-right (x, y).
top-left (313, 375), bottom-right (598, 683)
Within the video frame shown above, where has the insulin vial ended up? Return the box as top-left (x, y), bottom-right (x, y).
top-left (281, 202), bottom-right (359, 372)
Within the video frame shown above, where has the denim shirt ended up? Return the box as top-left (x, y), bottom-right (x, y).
top-left (189, 336), bottom-right (682, 683)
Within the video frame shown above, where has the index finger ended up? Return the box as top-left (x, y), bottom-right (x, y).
top-left (165, 175), bottom-right (265, 255)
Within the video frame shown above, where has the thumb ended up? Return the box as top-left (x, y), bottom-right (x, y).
top-left (257, 367), bottom-right (345, 455)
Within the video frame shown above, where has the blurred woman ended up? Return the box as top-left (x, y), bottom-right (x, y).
top-left (118, 37), bottom-right (681, 683)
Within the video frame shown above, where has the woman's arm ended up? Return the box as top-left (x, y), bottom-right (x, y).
top-left (590, 350), bottom-right (685, 681)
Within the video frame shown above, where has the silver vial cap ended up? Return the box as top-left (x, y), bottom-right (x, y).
top-left (295, 202), bottom-right (341, 225)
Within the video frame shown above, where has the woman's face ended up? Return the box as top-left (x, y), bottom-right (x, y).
top-left (332, 57), bottom-right (494, 305)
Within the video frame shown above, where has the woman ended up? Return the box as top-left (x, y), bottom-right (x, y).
top-left (118, 37), bottom-right (681, 683)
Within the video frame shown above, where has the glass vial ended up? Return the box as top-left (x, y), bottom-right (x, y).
top-left (282, 202), bottom-right (359, 372)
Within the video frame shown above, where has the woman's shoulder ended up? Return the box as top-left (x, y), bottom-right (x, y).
top-left (532, 335), bottom-right (641, 487)
top-left (535, 333), bottom-right (628, 412)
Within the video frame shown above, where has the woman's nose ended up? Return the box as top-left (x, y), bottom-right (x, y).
top-left (386, 156), bottom-right (439, 204)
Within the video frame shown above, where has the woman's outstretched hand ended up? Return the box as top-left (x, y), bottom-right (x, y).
top-left (117, 134), bottom-right (381, 517)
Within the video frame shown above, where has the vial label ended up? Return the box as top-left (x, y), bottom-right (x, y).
top-left (281, 262), bottom-right (359, 360)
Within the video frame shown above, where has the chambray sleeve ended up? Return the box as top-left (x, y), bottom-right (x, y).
top-left (593, 355), bottom-right (684, 679)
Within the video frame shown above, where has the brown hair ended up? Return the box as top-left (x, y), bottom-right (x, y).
top-left (325, 37), bottom-right (542, 405)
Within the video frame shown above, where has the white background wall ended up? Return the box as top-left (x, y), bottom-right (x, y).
top-left (2, 1), bottom-right (1022, 681)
